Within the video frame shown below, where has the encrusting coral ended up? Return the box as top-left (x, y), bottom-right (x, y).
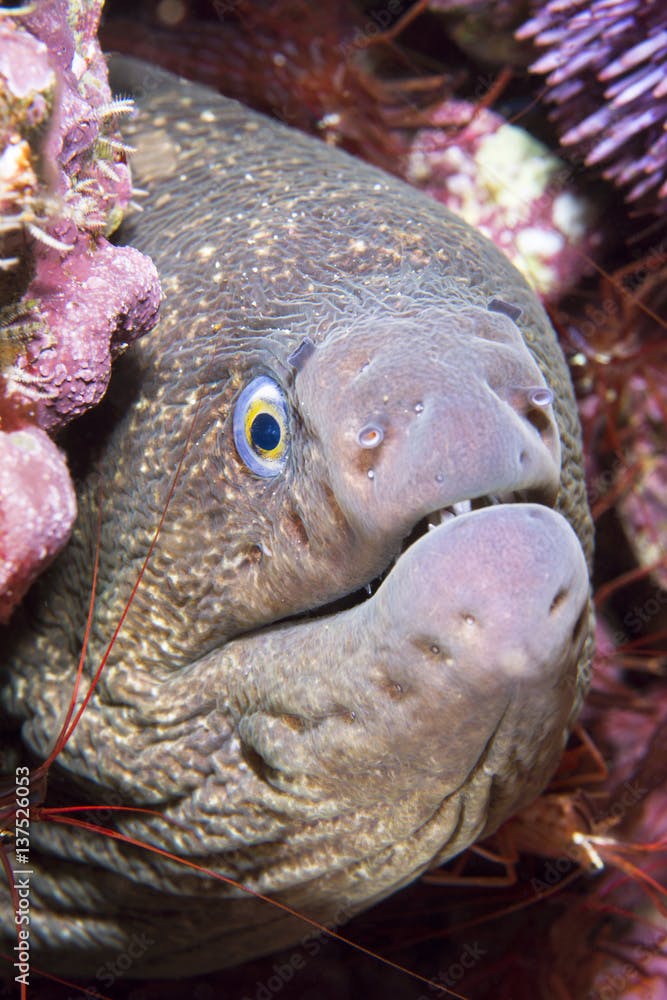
top-left (0, 0), bottom-right (160, 621)
top-left (405, 99), bottom-right (600, 299)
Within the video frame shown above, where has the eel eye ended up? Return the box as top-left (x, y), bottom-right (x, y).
top-left (233, 376), bottom-right (289, 477)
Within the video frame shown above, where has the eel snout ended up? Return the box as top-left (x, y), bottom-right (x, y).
top-left (225, 501), bottom-right (589, 845)
top-left (374, 503), bottom-right (590, 741)
top-left (297, 305), bottom-right (562, 541)
top-left (357, 500), bottom-right (591, 823)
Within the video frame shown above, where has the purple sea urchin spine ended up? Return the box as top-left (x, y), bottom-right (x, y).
top-left (517, 0), bottom-right (667, 216)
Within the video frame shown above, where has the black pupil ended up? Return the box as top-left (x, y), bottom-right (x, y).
top-left (250, 412), bottom-right (281, 452)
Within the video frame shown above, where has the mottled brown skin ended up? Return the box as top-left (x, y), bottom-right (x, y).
top-left (1, 60), bottom-right (594, 977)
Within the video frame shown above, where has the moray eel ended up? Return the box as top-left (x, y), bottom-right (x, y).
top-left (1, 59), bottom-right (594, 978)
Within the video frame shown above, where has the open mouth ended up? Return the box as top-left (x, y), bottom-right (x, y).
top-left (318, 490), bottom-right (544, 617)
top-left (382, 490), bottom-right (541, 577)
top-left (416, 493), bottom-right (511, 535)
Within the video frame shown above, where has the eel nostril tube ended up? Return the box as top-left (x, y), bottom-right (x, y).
top-left (506, 385), bottom-right (554, 414)
top-left (527, 387), bottom-right (554, 408)
top-left (357, 423), bottom-right (385, 449)
top-left (509, 385), bottom-right (554, 410)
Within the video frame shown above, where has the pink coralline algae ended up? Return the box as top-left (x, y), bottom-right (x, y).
top-left (0, 425), bottom-right (76, 622)
top-left (405, 100), bottom-right (602, 300)
top-left (614, 370), bottom-right (667, 592)
top-left (20, 238), bottom-right (161, 430)
top-left (0, 0), bottom-right (161, 621)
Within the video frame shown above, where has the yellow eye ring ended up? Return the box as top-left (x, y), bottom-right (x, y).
top-left (233, 376), bottom-right (289, 477)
